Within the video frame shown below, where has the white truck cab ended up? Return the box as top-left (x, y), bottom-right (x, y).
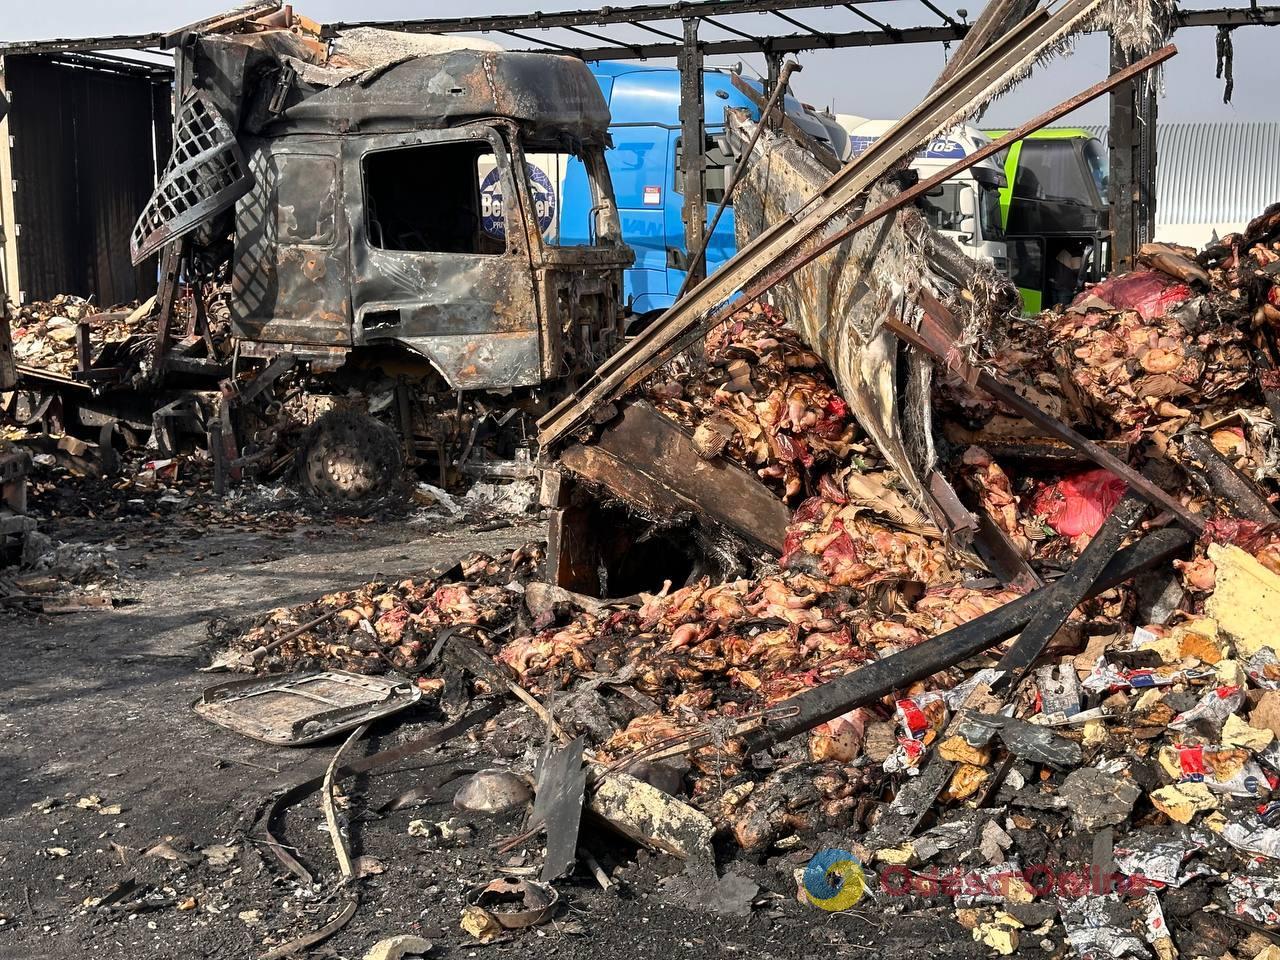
top-left (833, 116), bottom-right (1009, 275)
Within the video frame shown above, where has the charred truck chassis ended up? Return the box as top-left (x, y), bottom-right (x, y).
top-left (130, 19), bottom-right (632, 504)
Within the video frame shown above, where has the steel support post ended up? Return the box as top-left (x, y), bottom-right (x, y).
top-left (765, 49), bottom-right (784, 129)
top-left (1108, 40), bottom-right (1158, 271)
top-left (678, 17), bottom-right (708, 285)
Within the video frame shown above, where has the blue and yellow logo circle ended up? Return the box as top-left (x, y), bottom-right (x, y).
top-left (802, 847), bottom-right (865, 911)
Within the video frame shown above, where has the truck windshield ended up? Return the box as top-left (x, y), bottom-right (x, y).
top-left (1013, 139), bottom-right (1095, 206)
top-left (979, 183), bottom-right (1004, 241)
top-left (479, 146), bottom-right (617, 248)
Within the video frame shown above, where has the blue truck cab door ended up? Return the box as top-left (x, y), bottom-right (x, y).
top-left (601, 124), bottom-right (672, 317)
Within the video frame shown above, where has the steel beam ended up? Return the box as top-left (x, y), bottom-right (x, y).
top-left (506, 7), bottom-right (1276, 60)
top-left (1178, 5), bottom-right (1280, 25)
top-left (678, 18), bottom-right (708, 285)
top-left (0, 35), bottom-right (166, 56)
top-left (327, 5), bottom-right (1278, 63)
top-left (330, 0), bottom-right (898, 34)
top-left (5, 4), bottom-right (1273, 59)
top-left (487, 24), bottom-right (971, 60)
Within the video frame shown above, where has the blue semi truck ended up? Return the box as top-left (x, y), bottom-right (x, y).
top-left (558, 62), bottom-right (837, 320)
top-left (499, 62), bottom-right (998, 325)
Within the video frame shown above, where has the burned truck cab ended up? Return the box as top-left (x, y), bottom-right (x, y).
top-left (128, 24), bottom-right (634, 501)
top-left (220, 42), bottom-right (631, 389)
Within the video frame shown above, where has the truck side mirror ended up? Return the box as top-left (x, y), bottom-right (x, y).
top-left (958, 215), bottom-right (976, 245)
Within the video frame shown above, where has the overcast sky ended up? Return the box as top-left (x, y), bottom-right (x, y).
top-left (1, 0), bottom-right (1271, 125)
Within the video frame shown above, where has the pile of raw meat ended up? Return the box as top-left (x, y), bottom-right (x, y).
top-left (212, 203), bottom-right (1280, 957)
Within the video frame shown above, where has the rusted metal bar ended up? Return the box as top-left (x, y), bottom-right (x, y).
top-left (674, 60), bottom-right (801, 301)
top-left (75, 322), bottom-right (92, 375)
top-left (161, 2), bottom-right (283, 48)
top-left (562, 24), bottom-right (645, 56)
top-left (745, 526), bottom-right (1193, 752)
top-left (898, 292), bottom-right (1205, 533)
top-left (703, 15), bottom-right (760, 44)
top-left (150, 242), bottom-right (184, 383)
top-left (771, 9), bottom-right (833, 42)
top-left (843, 3), bottom-right (902, 38)
top-left (917, 0), bottom-right (959, 28)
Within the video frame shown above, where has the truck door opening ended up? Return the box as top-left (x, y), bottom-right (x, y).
top-left (364, 141), bottom-right (504, 255)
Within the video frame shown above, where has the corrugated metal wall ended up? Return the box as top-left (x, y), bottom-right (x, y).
top-left (1079, 122), bottom-right (1280, 228)
top-left (5, 56), bottom-right (160, 305)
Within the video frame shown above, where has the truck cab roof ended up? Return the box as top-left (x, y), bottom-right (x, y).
top-left (588, 60), bottom-right (834, 148)
top-left (199, 35), bottom-right (614, 144)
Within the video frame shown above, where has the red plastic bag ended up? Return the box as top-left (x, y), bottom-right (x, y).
top-left (1073, 270), bottom-right (1192, 321)
top-left (1031, 469), bottom-right (1127, 538)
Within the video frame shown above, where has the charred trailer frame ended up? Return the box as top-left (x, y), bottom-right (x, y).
top-left (0, 53), bottom-right (172, 307)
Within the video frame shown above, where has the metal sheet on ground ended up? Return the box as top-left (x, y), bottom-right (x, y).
top-left (194, 670), bottom-right (421, 746)
top-left (529, 736), bottom-right (586, 883)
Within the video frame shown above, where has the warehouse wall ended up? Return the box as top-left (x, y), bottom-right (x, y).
top-left (0, 55), bottom-right (163, 306)
top-left (1081, 122), bottom-right (1280, 249)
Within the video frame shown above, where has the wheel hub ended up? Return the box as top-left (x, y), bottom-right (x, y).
top-left (299, 410), bottom-right (403, 508)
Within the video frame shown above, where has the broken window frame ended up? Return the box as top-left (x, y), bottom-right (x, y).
top-left (361, 133), bottom-right (508, 257)
top-left (506, 132), bottom-right (625, 256)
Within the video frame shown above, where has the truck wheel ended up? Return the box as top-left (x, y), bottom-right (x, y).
top-left (297, 409), bottom-right (404, 512)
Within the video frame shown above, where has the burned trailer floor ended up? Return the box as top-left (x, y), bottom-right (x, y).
top-left (0, 510), bottom-right (980, 960)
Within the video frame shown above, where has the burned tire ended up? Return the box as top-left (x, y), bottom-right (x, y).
top-left (297, 409), bottom-right (404, 513)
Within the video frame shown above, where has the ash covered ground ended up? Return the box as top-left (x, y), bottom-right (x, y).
top-left (0, 507), bottom-right (972, 960)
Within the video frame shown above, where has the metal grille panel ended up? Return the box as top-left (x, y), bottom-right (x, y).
top-left (130, 92), bottom-right (253, 264)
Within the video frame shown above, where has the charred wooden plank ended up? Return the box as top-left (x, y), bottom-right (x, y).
top-left (1178, 428), bottom-right (1279, 526)
top-left (559, 400), bottom-right (791, 554)
top-left (943, 426), bottom-right (1131, 467)
top-left (546, 503), bottom-right (602, 597)
top-left (990, 491), bottom-right (1148, 692)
